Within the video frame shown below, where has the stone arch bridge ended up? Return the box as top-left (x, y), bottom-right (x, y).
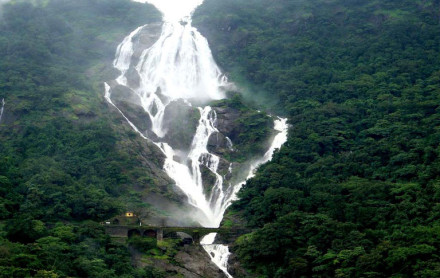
top-left (103, 225), bottom-right (247, 244)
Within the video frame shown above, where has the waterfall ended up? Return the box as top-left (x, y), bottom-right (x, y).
top-left (0, 98), bottom-right (4, 124)
top-left (110, 0), bottom-right (230, 226)
top-left (201, 117), bottom-right (288, 277)
top-left (227, 118), bottom-right (289, 205)
top-left (105, 1), bottom-right (288, 276)
top-left (202, 233), bottom-right (233, 278)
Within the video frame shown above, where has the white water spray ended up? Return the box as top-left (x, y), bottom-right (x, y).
top-left (202, 233), bottom-right (233, 278)
top-left (106, 1), bottom-right (288, 276)
top-left (0, 98), bottom-right (5, 124)
top-left (228, 118), bottom-right (289, 205)
top-left (110, 0), bottom-right (230, 225)
top-left (201, 117), bottom-right (288, 277)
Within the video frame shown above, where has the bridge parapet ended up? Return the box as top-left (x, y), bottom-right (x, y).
top-left (103, 224), bottom-right (249, 244)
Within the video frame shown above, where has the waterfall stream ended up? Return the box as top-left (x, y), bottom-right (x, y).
top-left (0, 98), bottom-right (5, 124)
top-left (105, 1), bottom-right (288, 276)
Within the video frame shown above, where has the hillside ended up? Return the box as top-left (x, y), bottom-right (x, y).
top-left (0, 1), bottom-right (188, 276)
top-left (1, 0), bottom-right (439, 277)
top-left (194, 0), bottom-right (440, 277)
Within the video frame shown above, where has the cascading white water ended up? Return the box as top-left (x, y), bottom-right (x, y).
top-left (110, 0), bottom-right (230, 226)
top-left (105, 1), bottom-right (288, 276)
top-left (201, 117), bottom-right (288, 277)
top-left (226, 118), bottom-right (289, 205)
top-left (202, 233), bottom-right (233, 278)
top-left (159, 106), bottom-right (222, 226)
top-left (0, 98), bottom-right (5, 124)
top-left (114, 25), bottom-right (146, 86)
top-left (115, 1), bottom-right (226, 138)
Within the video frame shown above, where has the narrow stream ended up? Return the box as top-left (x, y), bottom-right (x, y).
top-left (0, 98), bottom-right (5, 124)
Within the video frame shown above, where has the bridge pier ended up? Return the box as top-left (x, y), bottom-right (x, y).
top-left (157, 228), bottom-right (163, 241)
top-left (192, 232), bottom-right (200, 245)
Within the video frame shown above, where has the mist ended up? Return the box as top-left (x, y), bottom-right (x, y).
top-left (133, 0), bottom-right (204, 21)
top-left (0, 0), bottom-right (10, 16)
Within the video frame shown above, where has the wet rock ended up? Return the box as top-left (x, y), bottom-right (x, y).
top-left (217, 158), bottom-right (233, 180)
top-left (162, 100), bottom-right (200, 150)
top-left (213, 106), bottom-right (241, 141)
top-left (132, 23), bottom-right (163, 60)
top-left (116, 101), bottom-right (152, 131)
top-left (109, 85), bottom-right (154, 133)
top-left (207, 131), bottom-right (230, 155)
top-left (110, 84), bottom-right (139, 103)
top-left (174, 245), bottom-right (228, 278)
top-left (111, 90), bottom-right (152, 132)
top-left (154, 87), bottom-right (170, 105)
top-left (125, 67), bottom-right (141, 88)
top-left (173, 155), bottom-right (183, 163)
top-left (131, 242), bottom-right (227, 278)
top-left (200, 164), bottom-right (217, 196)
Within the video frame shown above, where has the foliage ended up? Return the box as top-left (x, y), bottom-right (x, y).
top-left (211, 93), bottom-right (274, 162)
top-left (0, 222), bottom-right (142, 278)
top-left (0, 0), bottom-right (163, 276)
top-left (128, 235), bottom-right (157, 253)
top-left (195, 0), bottom-right (440, 277)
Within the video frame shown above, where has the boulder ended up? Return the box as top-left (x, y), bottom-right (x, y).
top-left (213, 106), bottom-right (241, 141)
top-left (110, 85), bottom-right (153, 133)
top-left (162, 100), bottom-right (200, 150)
top-left (207, 131), bottom-right (229, 155)
top-left (200, 164), bottom-right (217, 196)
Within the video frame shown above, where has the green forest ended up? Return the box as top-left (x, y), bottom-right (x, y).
top-left (0, 0), bottom-right (171, 276)
top-left (0, 0), bottom-right (440, 277)
top-left (194, 0), bottom-right (440, 277)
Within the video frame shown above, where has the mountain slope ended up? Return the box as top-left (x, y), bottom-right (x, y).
top-left (194, 0), bottom-right (440, 277)
top-left (0, 1), bottom-right (190, 276)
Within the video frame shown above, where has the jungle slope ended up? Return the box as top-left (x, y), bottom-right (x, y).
top-left (0, 1), bottom-right (185, 277)
top-left (194, 0), bottom-right (440, 277)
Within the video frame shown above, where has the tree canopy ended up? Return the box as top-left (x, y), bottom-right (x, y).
top-left (194, 0), bottom-right (440, 277)
top-left (0, 0), bottom-right (167, 276)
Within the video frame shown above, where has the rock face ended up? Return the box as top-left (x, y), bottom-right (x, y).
top-left (206, 106), bottom-right (243, 158)
top-left (132, 244), bottom-right (228, 278)
top-left (200, 164), bottom-right (217, 195)
top-left (174, 245), bottom-right (228, 278)
top-left (125, 67), bottom-right (141, 89)
top-left (133, 23), bottom-right (163, 59)
top-left (162, 100), bottom-right (200, 150)
top-left (110, 84), bottom-right (153, 133)
top-left (213, 106), bottom-right (241, 141)
top-left (207, 131), bottom-right (230, 155)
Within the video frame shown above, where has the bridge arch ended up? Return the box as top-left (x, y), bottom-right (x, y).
top-left (164, 231), bottom-right (180, 239)
top-left (128, 229), bottom-right (141, 237)
top-left (143, 229), bottom-right (157, 238)
top-left (177, 232), bottom-right (193, 245)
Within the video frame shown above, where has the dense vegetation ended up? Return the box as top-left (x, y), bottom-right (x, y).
top-left (0, 0), bottom-right (169, 276)
top-left (210, 94), bottom-right (274, 163)
top-left (195, 0), bottom-right (440, 277)
top-left (1, 0), bottom-right (439, 276)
